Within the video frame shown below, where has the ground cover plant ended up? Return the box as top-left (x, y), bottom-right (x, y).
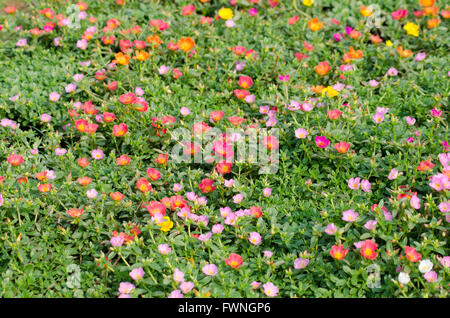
top-left (0, 0), bottom-right (448, 298)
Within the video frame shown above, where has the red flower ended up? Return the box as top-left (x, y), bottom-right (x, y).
top-left (238, 76), bottom-right (253, 89)
top-left (330, 245), bottom-right (349, 260)
top-left (199, 178), bottom-right (215, 193)
top-left (228, 116), bottom-right (245, 126)
top-left (216, 161), bottom-right (233, 174)
top-left (360, 240), bottom-right (378, 260)
top-left (155, 154), bottom-right (169, 165)
top-left (7, 154), bottom-right (24, 166)
top-left (77, 176), bottom-right (92, 186)
top-left (328, 109), bottom-right (342, 120)
top-left (225, 253), bottom-right (243, 269)
top-left (136, 178), bottom-right (152, 193)
top-left (210, 110), bottom-right (225, 122)
top-left (103, 112), bottom-right (116, 123)
top-left (233, 89), bottom-right (250, 100)
top-left (67, 208), bottom-right (84, 218)
top-left (262, 135), bottom-right (279, 150)
top-left (404, 246), bottom-right (422, 262)
top-left (37, 183), bottom-right (52, 193)
top-left (417, 160), bottom-right (434, 172)
top-left (112, 123), bottom-right (128, 137)
top-left (169, 195), bottom-right (187, 211)
top-left (334, 141), bottom-right (351, 153)
top-left (250, 206), bottom-right (263, 218)
top-left (119, 93), bottom-right (137, 104)
top-left (146, 201), bottom-right (166, 216)
top-left (78, 157), bottom-right (90, 168)
top-left (110, 191), bottom-right (125, 201)
top-left (146, 168), bottom-right (161, 181)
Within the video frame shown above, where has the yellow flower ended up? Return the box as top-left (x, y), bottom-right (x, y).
top-left (321, 86), bottom-right (339, 98)
top-left (386, 40), bottom-right (393, 47)
top-left (404, 22), bottom-right (419, 37)
top-left (303, 0), bottom-right (314, 6)
top-left (218, 8), bottom-right (233, 20)
top-left (157, 216), bottom-right (174, 232)
top-left (360, 5), bottom-right (373, 17)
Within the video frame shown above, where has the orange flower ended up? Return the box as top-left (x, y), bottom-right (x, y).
top-left (330, 245), bottom-right (348, 260)
top-left (334, 141), bottom-right (351, 153)
top-left (35, 171), bottom-right (48, 181)
top-left (177, 37), bottom-right (195, 52)
top-left (370, 34), bottom-right (383, 44)
top-left (427, 18), bottom-right (441, 28)
top-left (397, 46), bottom-right (413, 58)
top-left (360, 5), bottom-right (373, 17)
top-left (77, 176), bottom-right (93, 186)
top-left (110, 191), bottom-right (125, 201)
top-left (67, 208), bottom-right (84, 218)
top-left (112, 52), bottom-right (130, 65)
top-left (314, 61), bottom-right (331, 76)
top-left (423, 6), bottom-right (439, 16)
top-left (308, 18), bottom-right (324, 31)
top-left (311, 85), bottom-right (325, 94)
top-left (146, 34), bottom-right (162, 47)
top-left (419, 0), bottom-right (435, 7)
top-left (225, 253), bottom-right (243, 268)
top-left (78, 157), bottom-right (90, 168)
top-left (343, 46), bottom-right (363, 63)
top-left (133, 50), bottom-right (150, 61)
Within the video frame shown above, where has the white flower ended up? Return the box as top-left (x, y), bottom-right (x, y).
top-left (398, 272), bottom-right (410, 285)
top-left (418, 259), bottom-right (433, 273)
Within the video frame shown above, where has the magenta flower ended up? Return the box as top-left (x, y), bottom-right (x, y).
top-left (430, 108), bottom-right (442, 117)
top-left (249, 8), bottom-right (258, 16)
top-left (278, 75), bottom-right (290, 82)
top-left (315, 136), bottom-right (330, 148)
top-left (342, 209), bottom-right (358, 222)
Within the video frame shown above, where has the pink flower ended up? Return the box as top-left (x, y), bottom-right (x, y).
top-left (424, 271), bottom-right (438, 283)
top-left (364, 220), bottom-right (377, 230)
top-left (262, 282), bottom-right (279, 297)
top-left (249, 232), bottom-right (262, 245)
top-left (294, 258), bottom-right (309, 269)
top-left (348, 177), bottom-right (361, 190)
top-left (49, 92), bottom-right (60, 102)
top-left (173, 268), bottom-right (185, 282)
top-left (440, 256), bottom-right (450, 268)
top-left (405, 116), bottom-right (416, 125)
top-left (250, 281), bottom-right (261, 289)
top-left (369, 79), bottom-right (379, 87)
top-left (372, 112), bottom-right (385, 124)
top-left (76, 39), bottom-right (88, 50)
top-left (249, 8), bottom-right (258, 16)
top-left (212, 224), bottom-right (224, 234)
top-left (180, 281), bottom-right (194, 294)
top-left (233, 193), bottom-right (244, 204)
top-left (325, 223), bottom-right (337, 235)
top-left (263, 187), bottom-right (272, 197)
top-left (388, 168), bottom-right (399, 180)
top-left (111, 236), bottom-right (124, 247)
top-left (158, 244), bottom-right (171, 255)
top-left (118, 282), bottom-right (135, 294)
top-left (263, 250), bottom-right (273, 258)
top-left (315, 136), bottom-right (330, 148)
top-left (342, 209), bottom-right (358, 222)
top-left (410, 195), bottom-right (421, 210)
top-left (129, 267), bottom-right (145, 280)
top-left (361, 179), bottom-right (372, 192)
top-left (91, 149), bottom-right (104, 160)
top-left (415, 52), bottom-right (426, 61)
top-left (180, 107), bottom-right (190, 116)
top-left (387, 67), bottom-right (398, 76)
top-left (295, 128), bottom-right (308, 139)
top-left (168, 290), bottom-right (184, 298)
top-left (202, 264), bottom-right (218, 276)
